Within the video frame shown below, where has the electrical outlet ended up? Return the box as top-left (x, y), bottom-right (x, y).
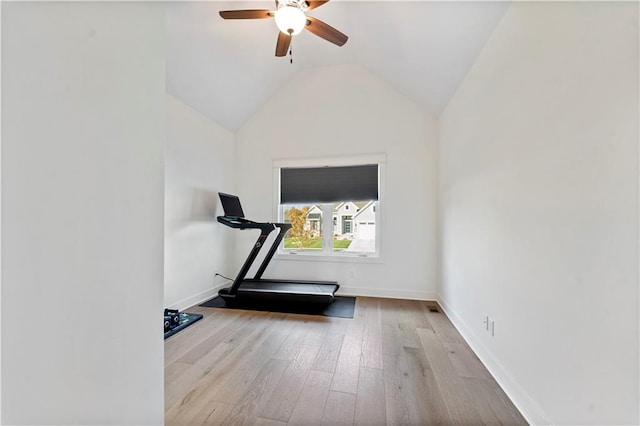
top-left (348, 270), bottom-right (355, 279)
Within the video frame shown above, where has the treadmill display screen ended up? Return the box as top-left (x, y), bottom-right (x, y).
top-left (219, 192), bottom-right (245, 218)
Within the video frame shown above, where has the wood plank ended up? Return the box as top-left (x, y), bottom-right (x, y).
top-left (463, 376), bottom-right (528, 425)
top-left (321, 391), bottom-right (356, 425)
top-left (398, 299), bottom-right (433, 347)
top-left (302, 317), bottom-right (330, 346)
top-left (381, 323), bottom-right (403, 357)
top-left (258, 344), bottom-right (321, 422)
top-left (380, 299), bottom-right (431, 350)
top-left (183, 401), bottom-right (235, 426)
top-left (165, 362), bottom-right (209, 410)
top-left (402, 346), bottom-right (451, 424)
top-left (331, 348), bottom-right (360, 395)
top-left (272, 317), bottom-right (309, 361)
top-left (382, 352), bottom-right (426, 425)
top-left (417, 327), bottom-right (482, 423)
top-left (360, 299), bottom-right (383, 369)
top-left (354, 367), bottom-right (386, 425)
top-left (426, 309), bottom-right (466, 345)
top-left (287, 370), bottom-right (333, 425)
top-left (218, 358), bottom-right (289, 425)
top-left (254, 418), bottom-right (287, 426)
top-left (341, 316), bottom-right (364, 354)
top-left (165, 399), bottom-right (233, 426)
top-left (442, 342), bottom-right (491, 380)
top-left (381, 306), bottom-right (421, 353)
top-left (165, 343), bottom-right (238, 409)
top-left (399, 299), bottom-right (434, 330)
top-left (164, 361), bottom-right (191, 386)
top-left (330, 310), bottom-right (363, 394)
top-left (175, 310), bottom-right (264, 365)
top-left (324, 316), bottom-right (349, 335)
top-left (382, 338), bottom-right (452, 425)
top-left (379, 298), bottom-right (404, 326)
top-left (312, 331), bottom-right (344, 373)
top-left (164, 309), bottom-right (232, 365)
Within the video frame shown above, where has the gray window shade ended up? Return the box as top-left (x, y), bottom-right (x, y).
top-left (281, 164), bottom-right (378, 203)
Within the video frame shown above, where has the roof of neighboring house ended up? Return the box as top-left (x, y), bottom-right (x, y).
top-left (353, 201), bottom-right (375, 220)
top-left (333, 201), bottom-right (370, 212)
top-left (294, 202), bottom-right (373, 216)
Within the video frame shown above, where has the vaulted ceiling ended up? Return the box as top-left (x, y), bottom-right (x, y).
top-left (166, 1), bottom-right (510, 131)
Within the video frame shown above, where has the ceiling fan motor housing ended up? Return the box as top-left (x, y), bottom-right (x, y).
top-left (277, 0), bottom-right (309, 11)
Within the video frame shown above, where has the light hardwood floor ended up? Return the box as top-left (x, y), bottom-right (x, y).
top-left (165, 297), bottom-right (527, 425)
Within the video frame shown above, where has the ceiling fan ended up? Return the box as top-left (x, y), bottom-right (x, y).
top-left (219, 0), bottom-right (348, 58)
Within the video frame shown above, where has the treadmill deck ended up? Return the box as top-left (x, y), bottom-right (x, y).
top-left (221, 280), bottom-right (339, 304)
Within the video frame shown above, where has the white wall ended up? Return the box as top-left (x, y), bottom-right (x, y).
top-left (439, 2), bottom-right (639, 424)
top-left (236, 64), bottom-right (438, 300)
top-left (165, 94), bottom-right (236, 310)
top-left (2, 2), bottom-right (165, 424)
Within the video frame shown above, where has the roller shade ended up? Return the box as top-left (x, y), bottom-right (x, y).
top-left (280, 164), bottom-right (378, 204)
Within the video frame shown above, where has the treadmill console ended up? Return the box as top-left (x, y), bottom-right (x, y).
top-left (217, 216), bottom-right (278, 233)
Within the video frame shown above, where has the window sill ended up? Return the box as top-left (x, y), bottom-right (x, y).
top-left (274, 252), bottom-right (383, 264)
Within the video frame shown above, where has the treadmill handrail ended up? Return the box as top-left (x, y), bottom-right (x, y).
top-left (217, 216), bottom-right (293, 296)
top-left (254, 222), bottom-right (291, 279)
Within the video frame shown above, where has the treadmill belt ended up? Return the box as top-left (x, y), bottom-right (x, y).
top-left (200, 295), bottom-right (356, 318)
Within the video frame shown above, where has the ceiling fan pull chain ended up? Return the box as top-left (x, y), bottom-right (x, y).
top-left (288, 28), bottom-right (294, 64)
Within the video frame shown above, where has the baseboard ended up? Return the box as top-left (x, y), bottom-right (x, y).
top-left (167, 281), bottom-right (231, 311)
top-left (437, 296), bottom-right (552, 425)
top-left (338, 286), bottom-right (437, 301)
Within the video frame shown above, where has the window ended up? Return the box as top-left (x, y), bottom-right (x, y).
top-left (275, 158), bottom-right (383, 258)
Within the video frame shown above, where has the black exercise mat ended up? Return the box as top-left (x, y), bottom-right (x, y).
top-left (164, 312), bottom-right (204, 339)
top-left (200, 295), bottom-right (355, 318)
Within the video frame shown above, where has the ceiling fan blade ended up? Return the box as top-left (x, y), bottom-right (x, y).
top-left (305, 1), bottom-right (329, 11)
top-left (305, 16), bottom-right (348, 47)
top-left (275, 31), bottom-right (292, 57)
top-left (219, 10), bottom-right (273, 20)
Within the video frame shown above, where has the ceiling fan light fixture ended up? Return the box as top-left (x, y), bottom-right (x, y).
top-left (275, 5), bottom-right (306, 35)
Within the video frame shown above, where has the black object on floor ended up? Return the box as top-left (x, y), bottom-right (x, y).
top-left (164, 312), bottom-right (204, 339)
top-left (200, 295), bottom-right (356, 319)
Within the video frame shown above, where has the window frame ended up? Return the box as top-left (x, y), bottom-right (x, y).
top-left (273, 154), bottom-right (385, 262)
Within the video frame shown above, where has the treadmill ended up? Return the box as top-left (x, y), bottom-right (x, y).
top-left (216, 193), bottom-right (340, 304)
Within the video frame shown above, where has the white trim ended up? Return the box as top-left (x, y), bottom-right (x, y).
top-left (0, 2), bottom-right (3, 419)
top-left (338, 286), bottom-right (436, 301)
top-left (273, 153), bottom-right (387, 169)
top-left (637, 4), bottom-right (640, 422)
top-left (167, 280), bottom-right (231, 311)
top-left (275, 252), bottom-right (383, 264)
top-left (437, 296), bottom-right (552, 425)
